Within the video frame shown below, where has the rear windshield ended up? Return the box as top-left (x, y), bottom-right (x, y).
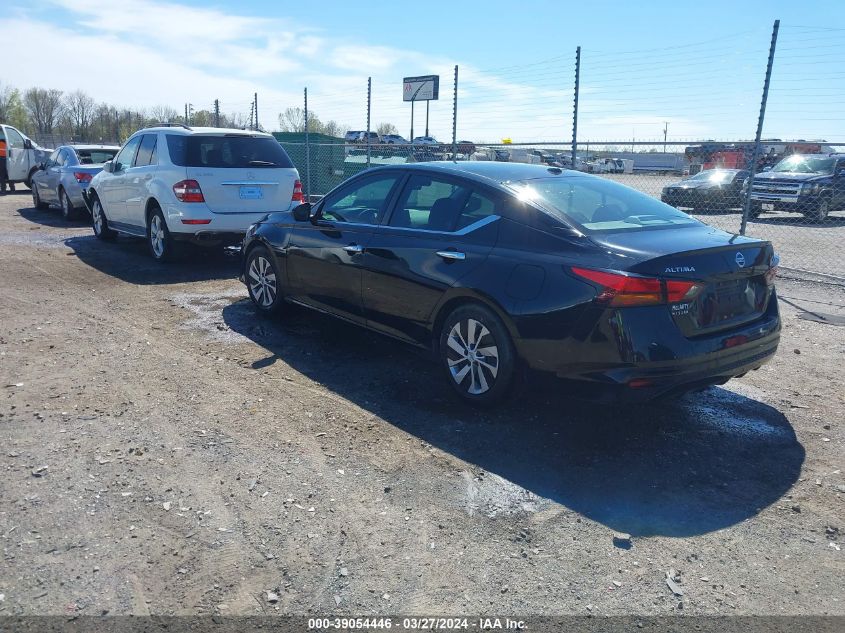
top-left (509, 176), bottom-right (701, 233)
top-left (165, 135), bottom-right (293, 168)
top-left (76, 148), bottom-right (118, 164)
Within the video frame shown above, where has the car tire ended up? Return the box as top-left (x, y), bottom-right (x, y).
top-left (25, 168), bottom-right (38, 189)
top-left (245, 245), bottom-right (284, 314)
top-left (59, 188), bottom-right (78, 221)
top-left (439, 303), bottom-right (517, 407)
top-left (32, 183), bottom-right (48, 210)
top-left (805, 198), bottom-right (831, 223)
top-left (147, 207), bottom-right (178, 261)
top-left (91, 194), bottom-right (116, 240)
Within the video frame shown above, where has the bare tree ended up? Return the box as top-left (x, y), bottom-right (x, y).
top-left (23, 87), bottom-right (64, 134)
top-left (278, 107), bottom-right (307, 133)
top-left (376, 122), bottom-right (398, 137)
top-left (149, 104), bottom-right (179, 124)
top-left (64, 90), bottom-right (96, 139)
top-left (320, 120), bottom-right (346, 138)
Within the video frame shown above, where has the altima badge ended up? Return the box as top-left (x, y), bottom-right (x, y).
top-left (735, 252), bottom-right (746, 268)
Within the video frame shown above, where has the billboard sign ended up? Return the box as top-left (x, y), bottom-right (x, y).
top-left (403, 75), bottom-right (440, 102)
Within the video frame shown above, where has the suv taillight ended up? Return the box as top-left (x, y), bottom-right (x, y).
top-left (73, 172), bottom-right (92, 184)
top-left (173, 179), bottom-right (205, 203)
top-left (571, 267), bottom-right (702, 307)
top-left (292, 179), bottom-right (304, 203)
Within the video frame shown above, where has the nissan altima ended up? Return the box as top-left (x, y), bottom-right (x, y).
top-left (240, 162), bottom-right (780, 406)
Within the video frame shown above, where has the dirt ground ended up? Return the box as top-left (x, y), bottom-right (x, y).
top-left (0, 190), bottom-right (843, 618)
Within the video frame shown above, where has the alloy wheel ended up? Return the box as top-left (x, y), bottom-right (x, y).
top-left (150, 215), bottom-right (165, 258)
top-left (61, 192), bottom-right (71, 219)
top-left (446, 318), bottom-right (500, 395)
top-left (93, 201), bottom-right (103, 234)
top-left (248, 255), bottom-right (277, 308)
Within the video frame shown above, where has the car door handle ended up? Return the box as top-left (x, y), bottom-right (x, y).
top-left (436, 250), bottom-right (466, 261)
top-left (343, 244), bottom-right (364, 254)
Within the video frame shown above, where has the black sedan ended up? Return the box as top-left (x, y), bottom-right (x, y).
top-left (661, 169), bottom-right (749, 211)
top-left (241, 162), bottom-right (780, 406)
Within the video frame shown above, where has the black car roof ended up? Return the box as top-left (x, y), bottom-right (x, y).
top-left (369, 160), bottom-right (590, 187)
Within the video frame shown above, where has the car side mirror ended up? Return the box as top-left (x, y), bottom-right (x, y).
top-left (292, 202), bottom-right (312, 222)
top-left (103, 160), bottom-right (114, 173)
top-left (23, 139), bottom-right (32, 150)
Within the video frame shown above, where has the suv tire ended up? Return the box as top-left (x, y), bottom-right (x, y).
top-left (147, 206), bottom-right (178, 261)
top-left (91, 195), bottom-right (117, 240)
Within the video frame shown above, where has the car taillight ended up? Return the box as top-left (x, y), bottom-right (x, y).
top-left (292, 179), bottom-right (304, 203)
top-left (765, 254), bottom-right (780, 287)
top-left (74, 172), bottom-right (92, 184)
top-left (173, 179), bottom-right (205, 203)
top-left (571, 267), bottom-right (701, 307)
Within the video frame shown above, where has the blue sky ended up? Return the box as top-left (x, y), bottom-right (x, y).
top-left (3, 0), bottom-right (843, 144)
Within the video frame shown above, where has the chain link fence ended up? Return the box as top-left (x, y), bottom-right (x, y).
top-left (276, 138), bottom-right (845, 279)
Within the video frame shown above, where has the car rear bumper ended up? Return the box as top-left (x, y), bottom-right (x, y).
top-left (516, 293), bottom-right (781, 402)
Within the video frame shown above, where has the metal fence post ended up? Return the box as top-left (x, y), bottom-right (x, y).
top-left (571, 46), bottom-right (581, 169)
top-left (366, 77), bottom-right (372, 168)
top-left (740, 19), bottom-right (780, 236)
top-left (304, 87), bottom-right (311, 201)
top-left (254, 92), bottom-right (259, 131)
top-left (451, 65), bottom-right (458, 160)
top-left (214, 99), bottom-right (220, 127)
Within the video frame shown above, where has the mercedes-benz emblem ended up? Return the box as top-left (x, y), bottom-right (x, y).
top-left (735, 252), bottom-right (746, 268)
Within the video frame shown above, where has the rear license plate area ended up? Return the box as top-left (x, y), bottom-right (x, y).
top-left (239, 186), bottom-right (263, 200)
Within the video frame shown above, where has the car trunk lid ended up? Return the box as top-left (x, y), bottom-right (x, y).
top-left (591, 225), bottom-right (775, 336)
top-left (185, 166), bottom-right (297, 214)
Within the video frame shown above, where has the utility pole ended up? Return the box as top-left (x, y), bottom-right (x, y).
top-left (741, 19), bottom-right (780, 236)
top-left (366, 77), bottom-right (372, 168)
top-left (254, 92), bottom-right (258, 131)
top-left (571, 46), bottom-right (581, 169)
top-left (184, 103), bottom-right (188, 125)
top-left (425, 101), bottom-right (430, 138)
top-left (186, 103), bottom-right (193, 126)
top-left (214, 99), bottom-right (220, 127)
top-left (304, 87), bottom-right (310, 200)
top-left (410, 100), bottom-right (414, 143)
top-left (249, 101), bottom-right (254, 130)
top-left (451, 65), bottom-right (458, 160)
top-left (663, 122), bottom-right (669, 154)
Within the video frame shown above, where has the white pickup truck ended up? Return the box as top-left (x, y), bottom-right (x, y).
top-left (1, 123), bottom-right (52, 188)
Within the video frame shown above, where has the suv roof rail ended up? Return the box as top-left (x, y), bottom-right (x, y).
top-left (155, 122), bottom-right (192, 130)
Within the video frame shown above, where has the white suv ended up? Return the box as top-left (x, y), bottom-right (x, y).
top-left (86, 125), bottom-right (302, 261)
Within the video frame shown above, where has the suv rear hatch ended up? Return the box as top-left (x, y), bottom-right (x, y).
top-left (167, 133), bottom-right (298, 214)
top-left (591, 225), bottom-right (776, 337)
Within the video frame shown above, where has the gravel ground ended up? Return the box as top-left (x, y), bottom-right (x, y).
top-left (0, 190), bottom-right (843, 618)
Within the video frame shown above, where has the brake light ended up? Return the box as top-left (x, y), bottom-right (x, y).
top-left (181, 219), bottom-right (212, 225)
top-left (173, 179), bottom-right (205, 203)
top-left (292, 179), bottom-right (304, 203)
top-left (74, 172), bottom-right (92, 184)
top-left (571, 267), bottom-right (701, 307)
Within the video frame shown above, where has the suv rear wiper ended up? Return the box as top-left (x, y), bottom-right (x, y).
top-left (248, 160), bottom-right (277, 166)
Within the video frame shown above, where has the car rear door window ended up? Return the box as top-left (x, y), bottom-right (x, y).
top-left (389, 175), bottom-right (471, 231)
top-left (319, 175), bottom-right (400, 224)
top-left (134, 134), bottom-right (158, 167)
top-left (456, 190), bottom-right (499, 230)
top-left (165, 134), bottom-right (293, 168)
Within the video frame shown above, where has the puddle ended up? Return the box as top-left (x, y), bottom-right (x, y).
top-left (462, 470), bottom-right (549, 518)
top-left (171, 290), bottom-right (250, 344)
top-left (685, 382), bottom-right (792, 439)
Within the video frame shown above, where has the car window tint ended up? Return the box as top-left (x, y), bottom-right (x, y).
top-left (513, 176), bottom-right (700, 233)
top-left (390, 175), bottom-right (471, 231)
top-left (47, 150), bottom-right (60, 167)
top-left (320, 175), bottom-right (399, 224)
top-left (456, 190), bottom-right (499, 230)
top-left (5, 127), bottom-right (24, 148)
top-left (114, 137), bottom-right (142, 171)
top-left (56, 150), bottom-right (68, 167)
top-left (77, 149), bottom-right (118, 165)
top-left (166, 135), bottom-right (293, 168)
top-left (135, 134), bottom-right (158, 167)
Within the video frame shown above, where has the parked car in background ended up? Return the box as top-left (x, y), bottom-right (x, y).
top-left (457, 140), bottom-right (476, 155)
top-left (241, 161), bottom-right (780, 406)
top-left (528, 149), bottom-right (557, 165)
top-left (381, 134), bottom-right (408, 145)
top-left (85, 126), bottom-right (301, 261)
top-left (493, 148), bottom-right (510, 162)
top-left (345, 131), bottom-right (381, 145)
top-left (0, 123), bottom-right (52, 188)
top-left (344, 131), bottom-right (365, 144)
top-left (661, 169), bottom-right (749, 212)
top-left (749, 153), bottom-right (845, 221)
top-left (31, 145), bottom-right (120, 219)
top-left (412, 136), bottom-right (439, 146)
